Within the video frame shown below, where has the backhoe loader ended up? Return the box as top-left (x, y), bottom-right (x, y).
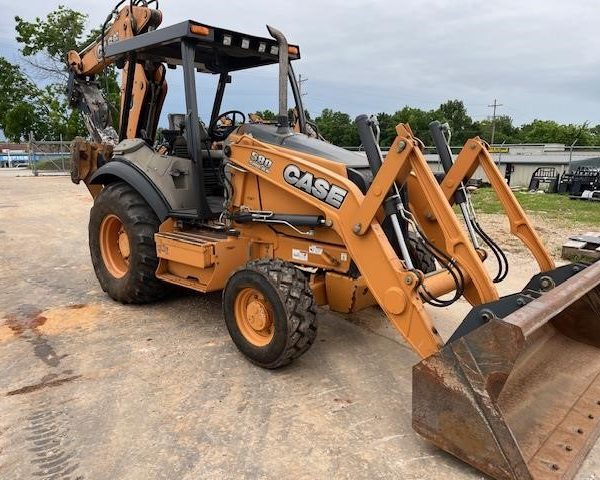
top-left (67, 2), bottom-right (600, 478)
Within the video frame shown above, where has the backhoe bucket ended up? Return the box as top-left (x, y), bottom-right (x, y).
top-left (413, 261), bottom-right (600, 480)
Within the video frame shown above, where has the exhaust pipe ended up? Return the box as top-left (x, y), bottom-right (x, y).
top-left (267, 25), bottom-right (290, 134)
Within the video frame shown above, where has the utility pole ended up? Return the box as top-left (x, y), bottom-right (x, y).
top-left (297, 74), bottom-right (308, 98)
top-left (487, 98), bottom-right (503, 145)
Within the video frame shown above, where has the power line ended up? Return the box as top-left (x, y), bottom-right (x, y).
top-left (487, 98), bottom-right (503, 145)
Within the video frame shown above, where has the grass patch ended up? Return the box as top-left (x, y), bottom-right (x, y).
top-left (469, 188), bottom-right (600, 227)
top-left (33, 157), bottom-right (71, 171)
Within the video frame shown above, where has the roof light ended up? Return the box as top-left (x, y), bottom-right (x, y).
top-left (190, 25), bottom-right (210, 36)
top-left (270, 45), bottom-right (279, 55)
top-left (288, 46), bottom-right (299, 56)
top-left (241, 38), bottom-right (250, 49)
top-left (258, 42), bottom-right (266, 53)
top-left (223, 35), bottom-right (232, 46)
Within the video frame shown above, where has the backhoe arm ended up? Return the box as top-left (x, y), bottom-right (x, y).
top-left (66, 3), bottom-right (162, 143)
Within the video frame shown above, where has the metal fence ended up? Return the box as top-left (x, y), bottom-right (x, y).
top-left (3, 136), bottom-right (600, 186)
top-left (29, 136), bottom-right (72, 176)
top-left (0, 134), bottom-right (72, 176)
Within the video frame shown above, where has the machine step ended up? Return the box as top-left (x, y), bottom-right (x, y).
top-left (155, 231), bottom-right (218, 269)
top-left (154, 228), bottom-right (249, 294)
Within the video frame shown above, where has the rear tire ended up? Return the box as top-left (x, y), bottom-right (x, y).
top-left (223, 259), bottom-right (317, 369)
top-left (89, 181), bottom-right (168, 304)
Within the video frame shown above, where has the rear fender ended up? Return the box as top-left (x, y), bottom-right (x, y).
top-left (90, 158), bottom-right (170, 221)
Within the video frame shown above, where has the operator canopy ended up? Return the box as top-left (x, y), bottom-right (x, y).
top-left (104, 20), bottom-right (301, 73)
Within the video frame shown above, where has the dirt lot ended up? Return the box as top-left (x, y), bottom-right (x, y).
top-left (1, 173), bottom-right (599, 479)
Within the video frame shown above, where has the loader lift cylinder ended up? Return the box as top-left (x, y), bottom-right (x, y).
top-left (430, 121), bottom-right (511, 283)
top-left (355, 114), bottom-right (414, 270)
top-left (429, 120), bottom-right (480, 248)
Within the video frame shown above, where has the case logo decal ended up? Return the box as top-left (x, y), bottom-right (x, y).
top-left (283, 164), bottom-right (347, 209)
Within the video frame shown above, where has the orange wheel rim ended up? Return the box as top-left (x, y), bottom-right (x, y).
top-left (99, 214), bottom-right (130, 278)
top-left (234, 287), bottom-right (275, 346)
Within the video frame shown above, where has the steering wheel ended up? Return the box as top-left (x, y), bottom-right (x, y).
top-left (210, 110), bottom-right (246, 141)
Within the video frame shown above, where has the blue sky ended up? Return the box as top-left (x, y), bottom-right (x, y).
top-left (1, 0), bottom-right (600, 128)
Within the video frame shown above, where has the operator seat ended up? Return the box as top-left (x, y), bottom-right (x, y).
top-left (164, 116), bottom-right (226, 196)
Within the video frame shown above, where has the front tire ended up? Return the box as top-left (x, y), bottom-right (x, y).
top-left (223, 259), bottom-right (318, 369)
top-left (409, 232), bottom-right (436, 274)
top-left (89, 181), bottom-right (167, 304)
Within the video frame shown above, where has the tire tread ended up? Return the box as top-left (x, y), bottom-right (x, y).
top-left (89, 182), bottom-right (168, 304)
top-left (226, 258), bottom-right (318, 369)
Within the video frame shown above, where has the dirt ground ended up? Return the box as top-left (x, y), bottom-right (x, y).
top-left (1, 172), bottom-right (599, 480)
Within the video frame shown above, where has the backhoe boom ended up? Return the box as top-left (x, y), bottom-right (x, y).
top-left (66, 3), bottom-right (163, 143)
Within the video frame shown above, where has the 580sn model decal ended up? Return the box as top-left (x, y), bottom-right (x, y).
top-left (249, 151), bottom-right (273, 172)
top-left (283, 164), bottom-right (348, 208)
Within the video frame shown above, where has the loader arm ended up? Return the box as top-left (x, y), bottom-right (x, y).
top-left (229, 124), bottom-right (505, 358)
top-left (354, 124), bottom-right (500, 306)
top-left (439, 138), bottom-right (555, 272)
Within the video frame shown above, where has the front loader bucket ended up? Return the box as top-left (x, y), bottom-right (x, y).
top-left (413, 261), bottom-right (600, 480)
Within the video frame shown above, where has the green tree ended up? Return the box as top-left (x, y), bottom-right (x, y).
top-left (376, 112), bottom-right (395, 147)
top-left (589, 124), bottom-right (600, 145)
top-left (314, 109), bottom-right (360, 147)
top-left (253, 110), bottom-right (276, 121)
top-left (37, 84), bottom-right (84, 139)
top-left (473, 115), bottom-right (518, 144)
top-left (518, 120), bottom-right (592, 145)
top-left (436, 100), bottom-right (474, 144)
top-left (0, 57), bottom-right (38, 136)
top-left (3, 103), bottom-right (40, 142)
top-left (15, 6), bottom-right (87, 78)
top-left (13, 6), bottom-right (121, 139)
top-left (392, 106), bottom-right (438, 143)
